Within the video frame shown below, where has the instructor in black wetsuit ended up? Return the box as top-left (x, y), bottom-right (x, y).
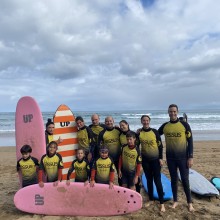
top-left (158, 104), bottom-right (195, 212)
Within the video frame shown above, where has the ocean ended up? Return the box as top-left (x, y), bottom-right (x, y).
top-left (1, 109), bottom-right (220, 146)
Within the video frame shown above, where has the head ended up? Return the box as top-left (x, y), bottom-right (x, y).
top-left (99, 146), bottom-right (109, 159)
top-left (20, 144), bottom-right (32, 159)
top-left (76, 147), bottom-right (85, 160)
top-left (119, 120), bottom-right (129, 132)
top-left (47, 141), bottom-right (58, 155)
top-left (105, 116), bottom-right (114, 129)
top-left (126, 131), bottom-right (136, 147)
top-left (91, 114), bottom-right (100, 126)
top-left (141, 115), bottom-right (151, 129)
top-left (168, 104), bottom-right (178, 121)
top-left (75, 116), bottom-right (85, 129)
top-left (46, 119), bottom-right (55, 135)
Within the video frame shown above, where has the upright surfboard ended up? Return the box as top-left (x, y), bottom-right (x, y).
top-left (178, 169), bottom-right (219, 196)
top-left (53, 104), bottom-right (78, 181)
top-left (14, 182), bottom-right (142, 216)
top-left (210, 177), bottom-right (220, 190)
top-left (142, 172), bottom-right (173, 200)
top-left (15, 96), bottom-right (46, 186)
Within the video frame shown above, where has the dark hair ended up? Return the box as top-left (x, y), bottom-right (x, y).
top-left (75, 116), bottom-right (84, 122)
top-left (20, 144), bottom-right (32, 154)
top-left (168, 104), bottom-right (178, 111)
top-left (47, 141), bottom-right (58, 149)
top-left (126, 130), bottom-right (136, 139)
top-left (141, 115), bottom-right (151, 121)
top-left (77, 147), bottom-right (85, 153)
top-left (119, 120), bottom-right (130, 129)
top-left (46, 118), bottom-right (54, 128)
top-left (99, 145), bottom-right (109, 152)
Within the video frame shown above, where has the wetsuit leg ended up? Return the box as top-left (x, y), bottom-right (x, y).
top-left (167, 159), bottom-right (178, 202)
top-left (178, 159), bottom-right (192, 203)
top-left (152, 159), bottom-right (164, 204)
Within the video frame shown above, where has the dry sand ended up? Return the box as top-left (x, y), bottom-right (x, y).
top-left (0, 141), bottom-right (220, 220)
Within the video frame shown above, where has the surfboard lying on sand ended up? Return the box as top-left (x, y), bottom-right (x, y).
top-left (178, 169), bottom-right (219, 196)
top-left (14, 182), bottom-right (142, 216)
top-left (210, 177), bottom-right (220, 190)
top-left (53, 104), bottom-right (78, 181)
top-left (15, 96), bottom-right (46, 187)
top-left (142, 172), bottom-right (173, 200)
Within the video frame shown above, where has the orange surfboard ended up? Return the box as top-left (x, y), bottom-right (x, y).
top-left (53, 105), bottom-right (78, 181)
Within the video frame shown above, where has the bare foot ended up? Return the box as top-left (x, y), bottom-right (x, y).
top-left (188, 203), bottom-right (195, 212)
top-left (160, 204), bottom-right (166, 212)
top-left (171, 202), bottom-right (178, 209)
top-left (144, 201), bottom-right (154, 207)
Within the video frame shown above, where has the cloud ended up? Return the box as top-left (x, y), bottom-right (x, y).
top-left (0, 0), bottom-right (220, 112)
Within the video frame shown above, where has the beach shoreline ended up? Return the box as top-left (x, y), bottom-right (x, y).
top-left (0, 141), bottom-right (220, 219)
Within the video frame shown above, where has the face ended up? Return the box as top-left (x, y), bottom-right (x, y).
top-left (120, 122), bottom-right (129, 132)
top-left (126, 136), bottom-right (136, 146)
top-left (48, 143), bottom-right (57, 155)
top-left (77, 149), bottom-right (85, 160)
top-left (22, 152), bottom-right (30, 160)
top-left (168, 106), bottom-right (178, 121)
top-left (91, 114), bottom-right (100, 126)
top-left (105, 117), bottom-right (114, 129)
top-left (46, 124), bottom-right (55, 134)
top-left (141, 116), bottom-right (150, 129)
top-left (76, 120), bottom-right (85, 129)
top-left (100, 151), bottom-right (109, 159)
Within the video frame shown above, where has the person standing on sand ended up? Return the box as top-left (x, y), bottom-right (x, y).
top-left (158, 104), bottom-right (195, 212)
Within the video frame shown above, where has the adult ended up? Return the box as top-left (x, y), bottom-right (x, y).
top-left (98, 116), bottom-right (121, 185)
top-left (158, 104), bottom-right (194, 212)
top-left (45, 118), bottom-right (63, 146)
top-left (89, 114), bottom-right (106, 159)
top-left (138, 115), bottom-right (165, 212)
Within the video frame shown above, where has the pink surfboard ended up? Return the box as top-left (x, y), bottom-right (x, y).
top-left (14, 182), bottom-right (142, 216)
top-left (15, 96), bottom-right (46, 186)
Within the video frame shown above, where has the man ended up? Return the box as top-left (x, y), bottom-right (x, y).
top-left (89, 114), bottom-right (106, 159)
top-left (158, 104), bottom-right (194, 212)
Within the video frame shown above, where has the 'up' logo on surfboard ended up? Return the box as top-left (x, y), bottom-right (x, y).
top-left (60, 121), bottom-right (70, 127)
top-left (35, 194), bottom-right (44, 205)
top-left (23, 114), bottom-right (33, 123)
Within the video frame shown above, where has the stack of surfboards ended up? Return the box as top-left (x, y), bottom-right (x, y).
top-left (178, 168), bottom-right (219, 196)
top-left (53, 104), bottom-right (78, 181)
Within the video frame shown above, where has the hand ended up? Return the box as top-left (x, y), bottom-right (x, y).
top-left (187, 158), bottom-right (193, 168)
top-left (66, 180), bottom-right (70, 186)
top-left (134, 176), bottom-right (138, 184)
top-left (53, 181), bottom-right (59, 186)
top-left (84, 180), bottom-right (89, 186)
top-left (87, 153), bottom-right (92, 162)
top-left (118, 170), bottom-right (122, 179)
top-left (39, 181), bottom-right (44, 188)
top-left (159, 159), bottom-right (163, 166)
top-left (90, 180), bottom-right (95, 187)
top-left (109, 181), bottom-right (114, 189)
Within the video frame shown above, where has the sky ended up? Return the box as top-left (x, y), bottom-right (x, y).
top-left (1, 0), bottom-right (220, 112)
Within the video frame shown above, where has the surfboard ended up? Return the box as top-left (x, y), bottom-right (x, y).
top-left (142, 172), bottom-right (173, 200)
top-left (15, 96), bottom-right (46, 187)
top-left (210, 177), bottom-right (220, 190)
top-left (53, 104), bottom-right (78, 181)
top-left (178, 169), bottom-right (219, 196)
top-left (14, 182), bottom-right (142, 216)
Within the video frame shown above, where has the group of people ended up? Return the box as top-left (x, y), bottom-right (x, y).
top-left (17, 104), bottom-right (195, 212)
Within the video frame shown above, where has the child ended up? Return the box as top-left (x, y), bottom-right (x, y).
top-left (66, 147), bottom-right (90, 185)
top-left (118, 131), bottom-right (142, 191)
top-left (38, 141), bottom-right (63, 187)
top-left (17, 144), bottom-right (39, 187)
top-left (90, 146), bottom-right (115, 189)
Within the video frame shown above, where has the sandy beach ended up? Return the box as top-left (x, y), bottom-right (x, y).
top-left (0, 141), bottom-right (220, 220)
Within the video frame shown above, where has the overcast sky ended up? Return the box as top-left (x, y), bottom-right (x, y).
top-left (1, 0), bottom-right (220, 112)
